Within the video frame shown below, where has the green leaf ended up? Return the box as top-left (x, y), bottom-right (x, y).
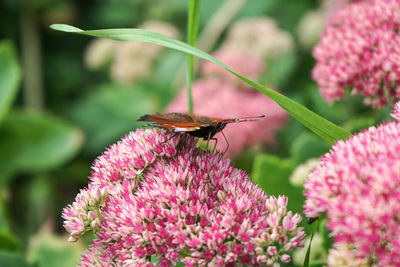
top-left (252, 153), bottom-right (304, 216)
top-left (0, 40), bottom-right (21, 125)
top-left (290, 132), bottom-right (331, 165)
top-left (50, 24), bottom-right (351, 144)
top-left (303, 219), bottom-right (319, 267)
top-left (0, 231), bottom-right (22, 251)
top-left (0, 251), bottom-right (33, 267)
top-left (261, 51), bottom-right (297, 88)
top-left (0, 110), bottom-right (83, 185)
top-left (27, 230), bottom-right (84, 267)
top-left (0, 198), bottom-right (9, 231)
top-left (27, 176), bottom-right (53, 232)
top-left (319, 219), bottom-right (333, 254)
top-left (343, 117), bottom-right (375, 134)
top-left (68, 83), bottom-right (158, 155)
top-left (309, 260), bottom-right (327, 267)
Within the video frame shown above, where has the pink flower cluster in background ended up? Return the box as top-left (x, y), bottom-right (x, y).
top-left (167, 51), bottom-right (288, 158)
top-left (312, 0), bottom-right (400, 107)
top-left (201, 50), bottom-right (264, 88)
top-left (63, 129), bottom-right (305, 266)
top-left (304, 103), bottom-right (400, 266)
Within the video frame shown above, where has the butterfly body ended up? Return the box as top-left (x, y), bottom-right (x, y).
top-left (137, 112), bottom-right (264, 140)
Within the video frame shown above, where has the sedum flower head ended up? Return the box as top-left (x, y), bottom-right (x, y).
top-left (312, 0), bottom-right (400, 107)
top-left (63, 129), bottom-right (304, 266)
top-left (304, 103), bottom-right (400, 266)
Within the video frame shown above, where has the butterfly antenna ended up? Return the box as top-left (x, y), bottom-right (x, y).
top-left (231, 115), bottom-right (266, 123)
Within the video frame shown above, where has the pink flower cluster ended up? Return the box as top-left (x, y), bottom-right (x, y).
top-left (304, 103), bottom-right (400, 266)
top-left (201, 50), bottom-right (264, 88)
top-left (312, 0), bottom-right (400, 107)
top-left (63, 129), bottom-right (305, 266)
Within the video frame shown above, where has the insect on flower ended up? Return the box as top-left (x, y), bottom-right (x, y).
top-left (137, 112), bottom-right (265, 153)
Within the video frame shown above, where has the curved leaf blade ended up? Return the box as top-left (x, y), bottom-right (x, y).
top-left (0, 40), bottom-right (21, 125)
top-left (50, 24), bottom-right (351, 144)
top-left (303, 219), bottom-right (320, 267)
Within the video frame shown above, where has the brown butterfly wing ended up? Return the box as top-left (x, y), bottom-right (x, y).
top-left (138, 113), bottom-right (192, 124)
top-left (138, 113), bottom-right (265, 138)
top-left (137, 113), bottom-right (205, 132)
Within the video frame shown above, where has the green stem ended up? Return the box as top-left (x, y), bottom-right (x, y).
top-left (21, 4), bottom-right (43, 110)
top-left (186, 0), bottom-right (201, 114)
top-left (173, 0), bottom-right (246, 92)
top-left (303, 219), bottom-right (320, 267)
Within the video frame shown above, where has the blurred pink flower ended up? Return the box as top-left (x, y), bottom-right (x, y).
top-left (304, 103), bottom-right (400, 266)
top-left (201, 50), bottom-right (264, 88)
top-left (166, 79), bottom-right (288, 157)
top-left (312, 0), bottom-right (400, 107)
top-left (63, 129), bottom-right (305, 266)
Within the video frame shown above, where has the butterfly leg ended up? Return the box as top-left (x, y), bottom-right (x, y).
top-left (205, 131), bottom-right (218, 154)
top-left (205, 131), bottom-right (211, 150)
top-left (162, 132), bottom-right (180, 145)
top-left (210, 138), bottom-right (218, 154)
top-left (220, 131), bottom-right (229, 158)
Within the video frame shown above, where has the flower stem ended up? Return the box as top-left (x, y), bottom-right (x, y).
top-left (186, 0), bottom-right (201, 114)
top-left (21, 4), bottom-right (43, 110)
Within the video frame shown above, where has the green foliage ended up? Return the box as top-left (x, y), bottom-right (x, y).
top-left (0, 231), bottom-right (22, 252)
top-left (50, 24), bottom-right (351, 144)
top-left (0, 251), bottom-right (33, 267)
top-left (68, 83), bottom-right (158, 155)
top-left (343, 117), bottom-right (376, 133)
top-left (262, 51), bottom-right (297, 88)
top-left (0, 41), bottom-right (21, 125)
top-left (290, 132), bottom-right (331, 165)
top-left (26, 230), bottom-right (84, 267)
top-left (319, 219), bottom-right (333, 254)
top-left (303, 219), bottom-right (319, 267)
top-left (0, 111), bottom-right (83, 185)
top-left (252, 153), bottom-right (304, 216)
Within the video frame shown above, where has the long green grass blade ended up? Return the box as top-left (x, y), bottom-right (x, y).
top-left (50, 24), bottom-right (351, 144)
top-left (303, 219), bottom-right (319, 267)
top-left (187, 0), bottom-right (201, 114)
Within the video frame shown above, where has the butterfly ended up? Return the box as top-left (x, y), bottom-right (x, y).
top-left (137, 112), bottom-right (265, 153)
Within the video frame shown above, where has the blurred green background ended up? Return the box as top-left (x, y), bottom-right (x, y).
top-left (0, 0), bottom-right (392, 266)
